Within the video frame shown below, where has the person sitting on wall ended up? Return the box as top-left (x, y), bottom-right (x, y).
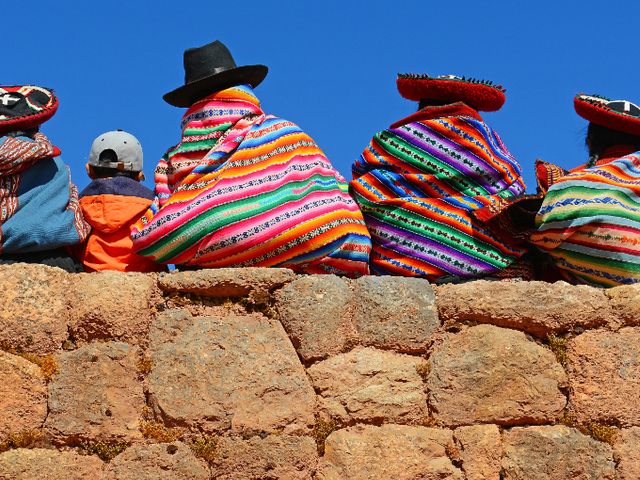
top-left (531, 94), bottom-right (640, 287)
top-left (0, 85), bottom-right (90, 272)
top-left (131, 40), bottom-right (371, 276)
top-left (350, 74), bottom-right (529, 282)
top-left (74, 130), bottom-right (165, 272)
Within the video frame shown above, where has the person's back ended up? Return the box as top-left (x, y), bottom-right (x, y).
top-left (0, 85), bottom-right (89, 272)
top-left (531, 94), bottom-right (640, 286)
top-left (131, 40), bottom-right (371, 276)
top-left (350, 74), bottom-right (528, 282)
top-left (76, 130), bottom-right (163, 272)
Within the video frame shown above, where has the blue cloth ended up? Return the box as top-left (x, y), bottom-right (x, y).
top-left (80, 176), bottom-right (154, 200)
top-left (2, 157), bottom-right (86, 253)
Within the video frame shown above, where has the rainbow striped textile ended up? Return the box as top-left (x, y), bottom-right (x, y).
top-left (531, 152), bottom-right (640, 287)
top-left (131, 85), bottom-right (371, 275)
top-left (350, 104), bottom-right (527, 282)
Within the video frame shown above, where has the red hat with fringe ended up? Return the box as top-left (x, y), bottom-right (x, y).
top-left (397, 74), bottom-right (506, 112)
top-left (574, 93), bottom-right (640, 136)
top-left (0, 86), bottom-right (59, 135)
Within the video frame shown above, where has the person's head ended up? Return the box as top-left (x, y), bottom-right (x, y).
top-left (586, 122), bottom-right (640, 158)
top-left (575, 95), bottom-right (640, 165)
top-left (0, 86), bottom-right (58, 137)
top-left (87, 130), bottom-right (144, 181)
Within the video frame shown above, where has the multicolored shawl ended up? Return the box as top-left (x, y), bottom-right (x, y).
top-left (131, 85), bottom-right (371, 275)
top-left (350, 103), bottom-right (527, 282)
top-left (0, 133), bottom-right (90, 253)
top-left (531, 152), bottom-right (640, 287)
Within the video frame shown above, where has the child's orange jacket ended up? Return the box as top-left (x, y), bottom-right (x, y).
top-left (75, 177), bottom-right (164, 272)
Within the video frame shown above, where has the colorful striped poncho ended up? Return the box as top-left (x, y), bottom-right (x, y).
top-left (350, 103), bottom-right (527, 281)
top-left (531, 151), bottom-right (640, 287)
top-left (131, 85), bottom-right (371, 275)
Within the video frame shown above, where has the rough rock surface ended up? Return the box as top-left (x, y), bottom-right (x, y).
top-left (159, 267), bottom-right (297, 299)
top-left (454, 424), bottom-right (502, 480)
top-left (427, 325), bottom-right (567, 427)
top-left (276, 275), bottom-right (355, 363)
top-left (148, 309), bottom-right (315, 435)
top-left (106, 442), bottom-right (209, 479)
top-left (352, 276), bottom-right (438, 354)
top-left (501, 426), bottom-right (615, 480)
top-left (568, 328), bottom-right (640, 426)
top-left (0, 352), bottom-right (47, 440)
top-left (46, 342), bottom-right (145, 443)
top-left (0, 264), bottom-right (70, 354)
top-left (0, 448), bottom-right (107, 479)
top-left (606, 284), bottom-right (640, 327)
top-left (69, 272), bottom-right (158, 345)
top-left (211, 435), bottom-right (318, 479)
top-left (317, 424), bottom-right (463, 479)
top-left (614, 427), bottom-right (640, 480)
top-left (436, 280), bottom-right (612, 336)
top-left (308, 347), bottom-right (428, 425)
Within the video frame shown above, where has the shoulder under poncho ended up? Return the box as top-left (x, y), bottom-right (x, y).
top-left (531, 152), bottom-right (640, 286)
top-left (131, 85), bottom-right (371, 275)
top-left (0, 133), bottom-right (89, 254)
top-left (350, 103), bottom-right (527, 281)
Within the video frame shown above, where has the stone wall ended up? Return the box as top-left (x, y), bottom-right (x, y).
top-left (0, 264), bottom-right (638, 479)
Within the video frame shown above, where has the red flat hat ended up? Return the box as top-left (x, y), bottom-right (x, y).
top-left (574, 94), bottom-right (640, 136)
top-left (0, 86), bottom-right (59, 135)
top-left (397, 74), bottom-right (506, 112)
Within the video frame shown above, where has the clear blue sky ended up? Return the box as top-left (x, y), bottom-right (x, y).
top-left (8, 0), bottom-right (639, 192)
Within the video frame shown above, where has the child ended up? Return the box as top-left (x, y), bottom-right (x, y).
top-left (0, 85), bottom-right (89, 272)
top-left (75, 130), bottom-right (163, 272)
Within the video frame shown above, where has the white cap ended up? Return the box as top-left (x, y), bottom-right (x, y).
top-left (88, 130), bottom-right (143, 172)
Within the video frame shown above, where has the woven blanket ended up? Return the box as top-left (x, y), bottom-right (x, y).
top-left (0, 133), bottom-right (90, 253)
top-left (531, 152), bottom-right (640, 286)
top-left (350, 104), bottom-right (527, 281)
top-left (131, 85), bottom-right (371, 275)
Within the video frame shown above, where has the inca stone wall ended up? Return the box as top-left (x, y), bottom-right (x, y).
top-left (0, 264), bottom-right (639, 479)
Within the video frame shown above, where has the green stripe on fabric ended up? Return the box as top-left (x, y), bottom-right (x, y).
top-left (139, 173), bottom-right (342, 261)
top-left (357, 196), bottom-right (511, 267)
top-left (376, 130), bottom-right (491, 197)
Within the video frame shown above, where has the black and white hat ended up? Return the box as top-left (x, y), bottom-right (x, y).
top-left (89, 130), bottom-right (143, 172)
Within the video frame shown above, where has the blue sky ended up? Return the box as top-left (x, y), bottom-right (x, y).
top-left (8, 0), bottom-right (639, 191)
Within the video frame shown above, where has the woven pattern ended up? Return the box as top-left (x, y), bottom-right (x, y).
top-left (531, 152), bottom-right (640, 286)
top-left (131, 85), bottom-right (371, 275)
top-left (0, 133), bottom-right (89, 253)
top-left (350, 108), bottom-right (526, 281)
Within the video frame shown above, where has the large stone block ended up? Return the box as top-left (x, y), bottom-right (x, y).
top-left (106, 442), bottom-right (209, 480)
top-left (158, 267), bottom-right (297, 299)
top-left (0, 448), bottom-right (107, 480)
top-left (46, 342), bottom-right (145, 444)
top-left (614, 427), bottom-right (640, 480)
top-left (308, 347), bottom-right (428, 425)
top-left (352, 276), bottom-right (438, 354)
top-left (317, 424), bottom-right (463, 479)
top-left (148, 309), bottom-right (315, 435)
top-left (0, 264), bottom-right (70, 354)
top-left (568, 328), bottom-right (640, 426)
top-left (502, 426), bottom-right (615, 480)
top-left (427, 325), bottom-right (567, 427)
top-left (68, 272), bottom-right (159, 345)
top-left (211, 435), bottom-right (318, 479)
top-left (276, 275), bottom-right (355, 363)
top-left (436, 280), bottom-right (612, 337)
top-left (277, 275), bottom-right (439, 363)
top-left (0, 351), bottom-right (47, 440)
top-left (454, 424), bottom-right (502, 480)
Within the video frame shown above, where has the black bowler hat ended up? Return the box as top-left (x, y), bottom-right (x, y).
top-left (163, 40), bottom-right (268, 108)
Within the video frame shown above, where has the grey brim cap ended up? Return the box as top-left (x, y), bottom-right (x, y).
top-left (89, 130), bottom-right (143, 172)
